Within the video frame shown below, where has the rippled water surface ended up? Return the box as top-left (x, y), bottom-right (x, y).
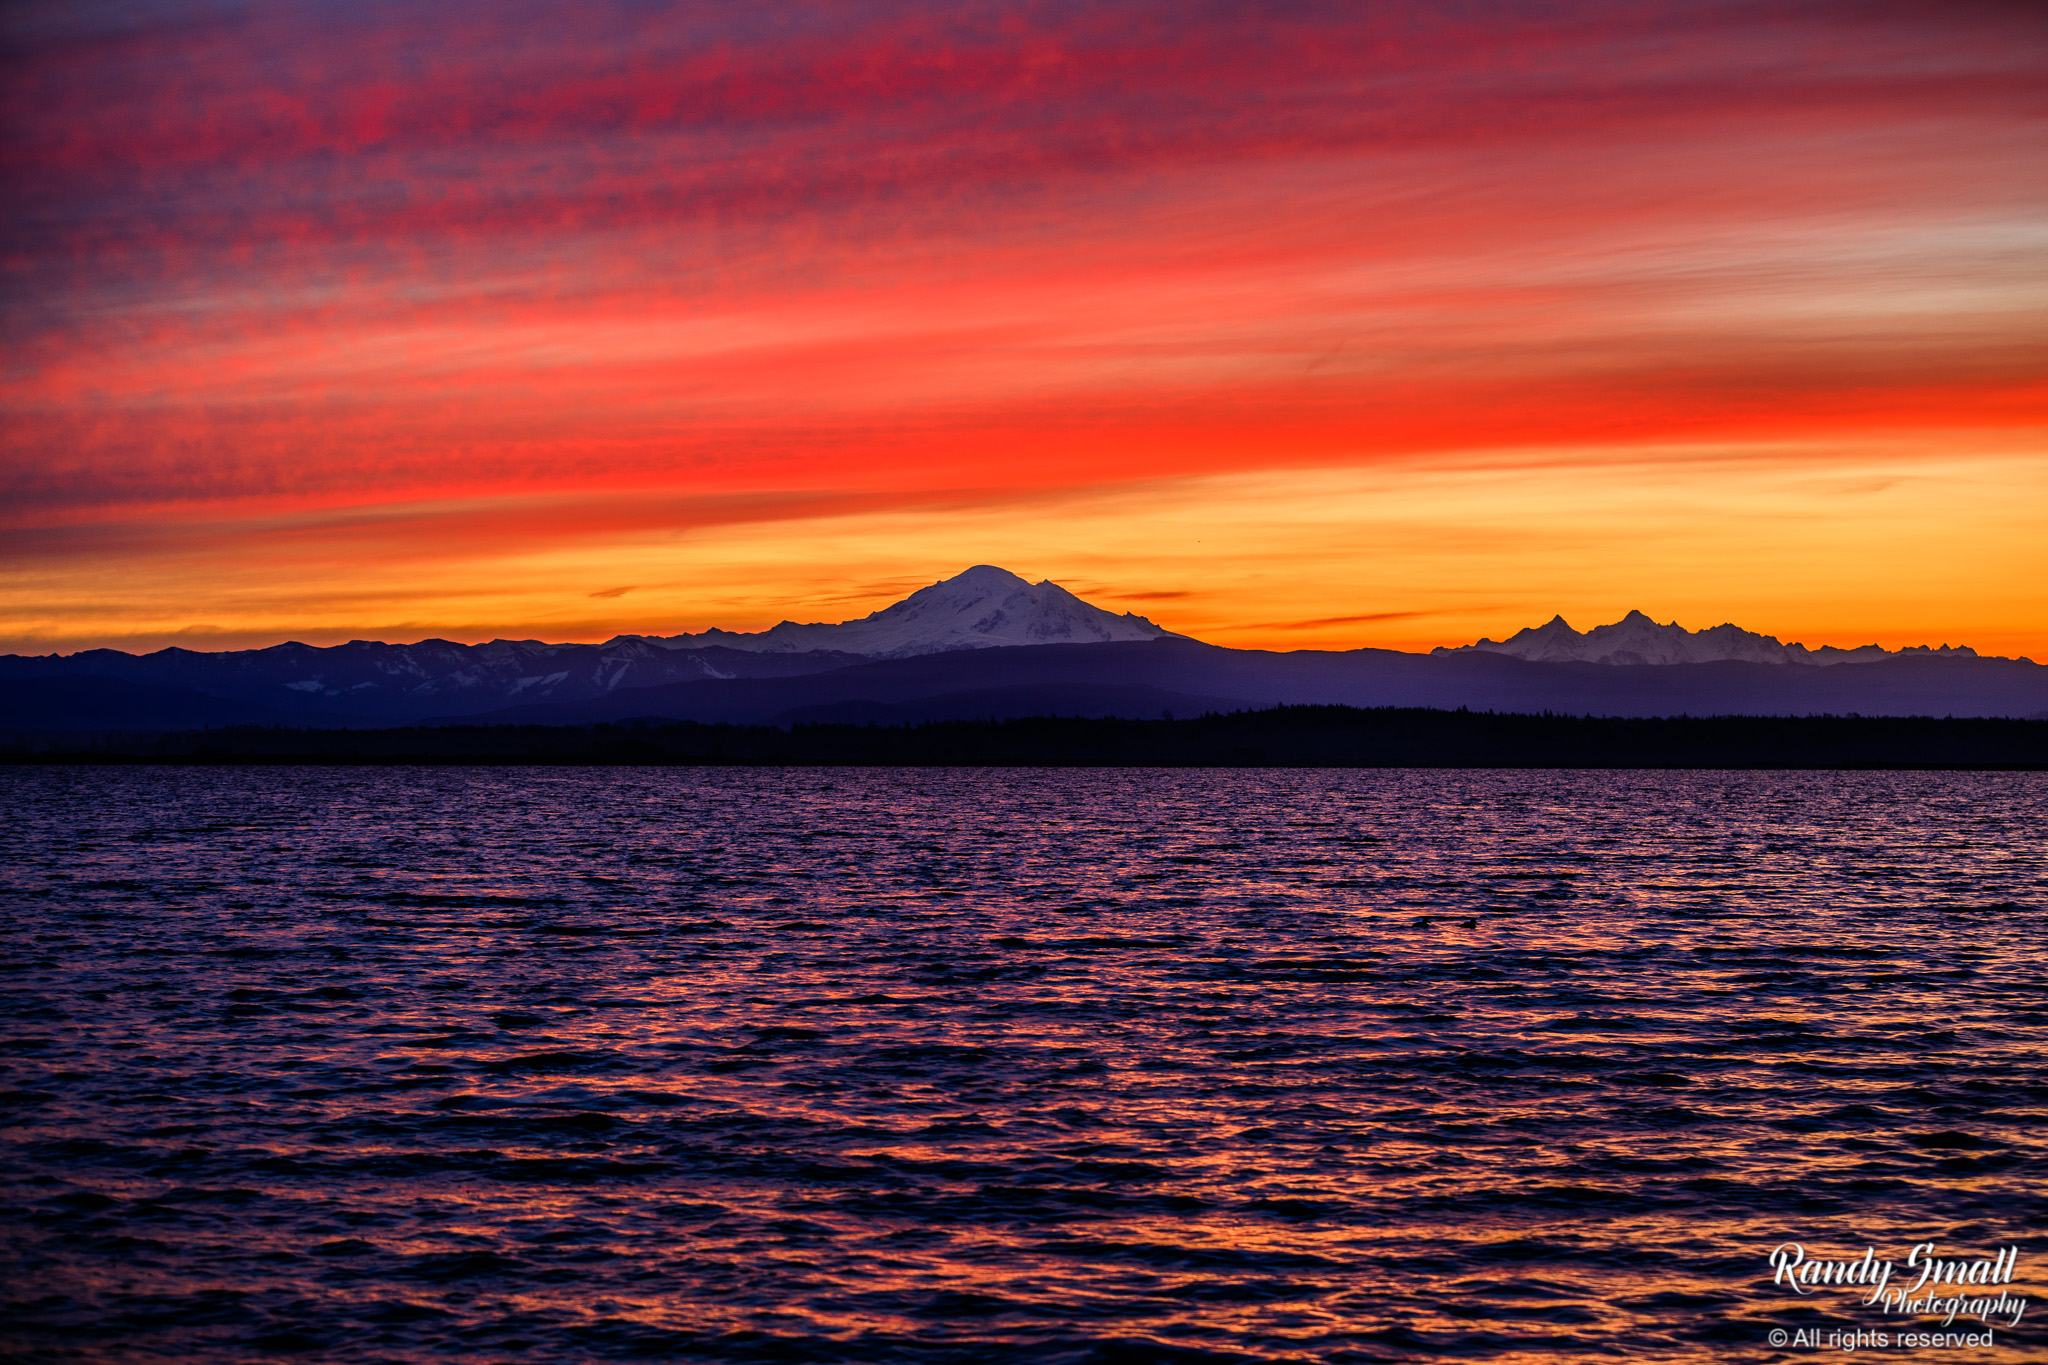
top-left (3, 767), bottom-right (2045, 1362)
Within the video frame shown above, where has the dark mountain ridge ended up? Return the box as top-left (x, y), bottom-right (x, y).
top-left (458, 638), bottom-right (2048, 727)
top-left (0, 638), bottom-right (866, 728)
top-left (5, 635), bottom-right (2044, 732)
top-left (6, 568), bottom-right (2043, 731)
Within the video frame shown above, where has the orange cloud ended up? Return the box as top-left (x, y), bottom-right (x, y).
top-left (3, 1), bottom-right (2043, 654)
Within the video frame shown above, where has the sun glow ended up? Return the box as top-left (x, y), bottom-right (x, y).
top-left (3, 1), bottom-right (2043, 655)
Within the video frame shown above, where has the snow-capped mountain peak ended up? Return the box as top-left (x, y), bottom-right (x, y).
top-left (629, 565), bottom-right (1177, 660)
top-left (1435, 611), bottom-right (1979, 666)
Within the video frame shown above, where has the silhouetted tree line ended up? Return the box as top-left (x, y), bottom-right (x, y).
top-left (4, 706), bottom-right (2043, 767)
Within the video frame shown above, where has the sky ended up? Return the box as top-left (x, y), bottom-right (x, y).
top-left (4, 0), bottom-right (2045, 657)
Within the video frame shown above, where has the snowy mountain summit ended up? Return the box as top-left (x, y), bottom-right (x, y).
top-left (1436, 610), bottom-right (1981, 666)
top-left (632, 565), bottom-right (1178, 660)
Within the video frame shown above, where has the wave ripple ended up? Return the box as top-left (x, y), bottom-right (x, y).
top-left (2, 768), bottom-right (2044, 1361)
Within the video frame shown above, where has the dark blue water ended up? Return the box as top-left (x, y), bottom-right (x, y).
top-left (2, 767), bottom-right (2043, 1362)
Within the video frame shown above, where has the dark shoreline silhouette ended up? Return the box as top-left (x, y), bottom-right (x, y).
top-left (5, 706), bottom-right (2043, 768)
top-left (7, 634), bottom-right (2045, 732)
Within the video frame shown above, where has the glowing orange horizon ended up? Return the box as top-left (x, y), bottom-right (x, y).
top-left (3, 2), bottom-right (2044, 658)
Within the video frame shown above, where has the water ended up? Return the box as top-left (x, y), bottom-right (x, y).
top-left (2, 767), bottom-right (2043, 1362)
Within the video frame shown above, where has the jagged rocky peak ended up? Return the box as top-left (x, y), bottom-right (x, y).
top-left (1435, 611), bottom-right (1980, 666)
top-left (630, 565), bottom-right (1178, 660)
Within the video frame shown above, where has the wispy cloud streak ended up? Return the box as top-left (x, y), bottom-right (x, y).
top-left (2, 1), bottom-right (2043, 648)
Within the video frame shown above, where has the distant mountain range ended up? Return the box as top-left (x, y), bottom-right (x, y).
top-left (1438, 610), bottom-right (1982, 667)
top-left (3, 566), bottom-right (2043, 730)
